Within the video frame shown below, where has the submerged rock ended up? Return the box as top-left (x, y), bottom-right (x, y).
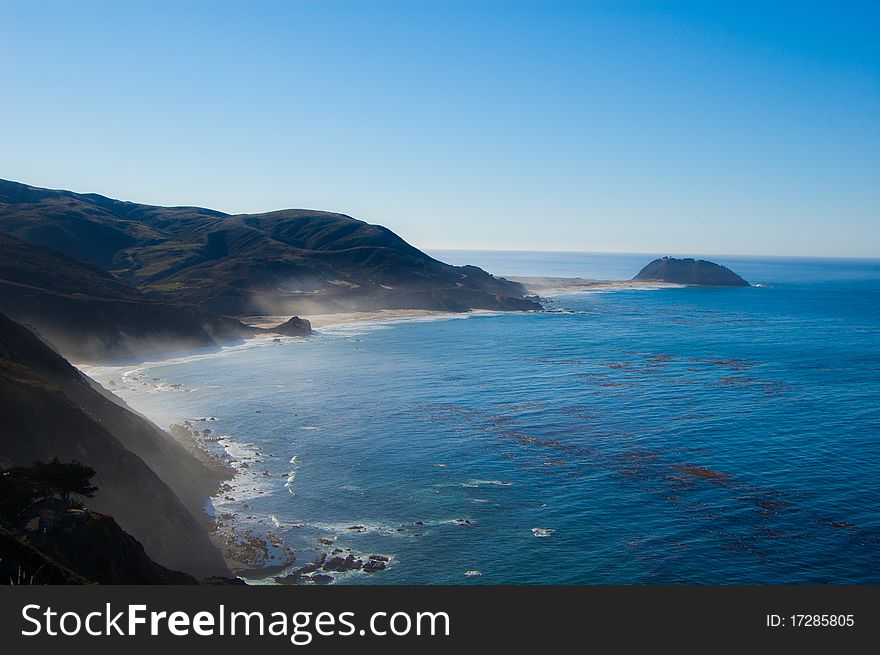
top-left (669, 464), bottom-right (732, 482)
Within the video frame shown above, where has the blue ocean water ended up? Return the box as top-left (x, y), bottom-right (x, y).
top-left (87, 253), bottom-right (880, 584)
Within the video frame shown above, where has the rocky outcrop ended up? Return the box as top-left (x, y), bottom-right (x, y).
top-left (633, 257), bottom-right (749, 286)
top-left (270, 316), bottom-right (312, 337)
top-left (273, 550), bottom-right (390, 584)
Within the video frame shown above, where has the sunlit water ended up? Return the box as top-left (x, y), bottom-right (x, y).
top-left (85, 252), bottom-right (880, 584)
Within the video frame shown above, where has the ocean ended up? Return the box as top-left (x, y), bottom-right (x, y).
top-left (84, 252), bottom-right (880, 584)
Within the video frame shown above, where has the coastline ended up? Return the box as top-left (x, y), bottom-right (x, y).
top-left (242, 278), bottom-right (680, 334)
top-left (76, 281), bottom-right (675, 583)
top-left (78, 307), bottom-right (479, 583)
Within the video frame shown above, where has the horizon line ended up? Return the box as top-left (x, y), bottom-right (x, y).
top-left (422, 247), bottom-right (880, 262)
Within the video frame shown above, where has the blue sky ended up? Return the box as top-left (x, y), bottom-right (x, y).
top-left (1, 1), bottom-right (877, 256)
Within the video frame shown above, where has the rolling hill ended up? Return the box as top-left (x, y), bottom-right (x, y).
top-left (0, 179), bottom-right (539, 317)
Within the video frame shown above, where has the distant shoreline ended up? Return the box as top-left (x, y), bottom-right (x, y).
top-left (504, 276), bottom-right (681, 296)
top-left (241, 277), bottom-right (680, 333)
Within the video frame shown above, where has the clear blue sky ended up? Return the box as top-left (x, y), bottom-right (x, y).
top-left (1, 1), bottom-right (877, 257)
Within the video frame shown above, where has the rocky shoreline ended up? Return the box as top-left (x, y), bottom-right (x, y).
top-left (172, 418), bottom-right (395, 585)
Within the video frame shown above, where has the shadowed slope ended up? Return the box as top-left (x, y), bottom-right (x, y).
top-left (0, 231), bottom-right (255, 362)
top-left (0, 314), bottom-right (230, 578)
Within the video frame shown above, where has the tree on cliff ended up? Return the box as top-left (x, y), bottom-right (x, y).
top-left (27, 459), bottom-right (98, 504)
top-left (1, 460), bottom-right (98, 524)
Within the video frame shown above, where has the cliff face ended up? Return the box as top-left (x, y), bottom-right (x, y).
top-left (0, 179), bottom-right (539, 318)
top-left (0, 313), bottom-right (230, 578)
top-left (633, 257), bottom-right (750, 287)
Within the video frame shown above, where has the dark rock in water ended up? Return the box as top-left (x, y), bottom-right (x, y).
top-left (363, 559), bottom-right (387, 573)
top-left (276, 552), bottom-right (332, 584)
top-left (297, 553), bottom-right (327, 575)
top-left (633, 257), bottom-right (749, 287)
top-left (323, 554), bottom-right (363, 572)
top-left (274, 573), bottom-right (301, 585)
top-left (271, 316), bottom-right (312, 337)
top-left (368, 554), bottom-right (390, 562)
top-left (308, 574), bottom-right (334, 584)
